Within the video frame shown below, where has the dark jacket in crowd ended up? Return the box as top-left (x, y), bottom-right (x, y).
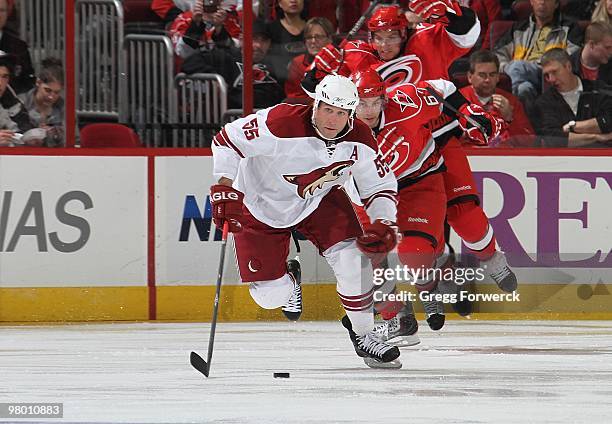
top-left (0, 90), bottom-right (34, 132)
top-left (181, 46), bottom-right (285, 109)
top-left (0, 31), bottom-right (35, 94)
top-left (570, 48), bottom-right (612, 87)
top-left (534, 78), bottom-right (612, 147)
top-left (494, 11), bottom-right (583, 71)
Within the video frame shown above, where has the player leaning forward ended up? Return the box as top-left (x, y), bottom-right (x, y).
top-left (210, 74), bottom-right (402, 367)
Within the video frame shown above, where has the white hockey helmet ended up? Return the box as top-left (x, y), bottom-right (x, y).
top-left (312, 74), bottom-right (360, 141)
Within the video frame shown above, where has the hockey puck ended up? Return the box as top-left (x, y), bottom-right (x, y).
top-left (273, 372), bottom-right (290, 378)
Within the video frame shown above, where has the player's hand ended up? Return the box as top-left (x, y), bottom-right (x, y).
top-left (357, 219), bottom-right (400, 262)
top-left (491, 94), bottom-right (513, 122)
top-left (408, 0), bottom-right (462, 21)
top-left (458, 103), bottom-right (504, 146)
top-left (313, 42), bottom-right (343, 75)
top-left (210, 184), bottom-right (244, 233)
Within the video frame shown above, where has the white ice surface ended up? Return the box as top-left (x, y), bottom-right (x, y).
top-left (2, 320), bottom-right (612, 424)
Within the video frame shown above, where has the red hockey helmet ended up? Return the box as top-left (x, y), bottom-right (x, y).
top-left (367, 5), bottom-right (408, 33)
top-left (350, 68), bottom-right (386, 98)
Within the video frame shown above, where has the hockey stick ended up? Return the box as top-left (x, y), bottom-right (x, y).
top-left (424, 86), bottom-right (490, 144)
top-left (291, 230), bottom-right (301, 262)
top-left (190, 221), bottom-right (229, 378)
top-left (346, 0), bottom-right (383, 41)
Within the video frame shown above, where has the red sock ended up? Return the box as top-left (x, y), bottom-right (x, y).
top-left (447, 201), bottom-right (496, 260)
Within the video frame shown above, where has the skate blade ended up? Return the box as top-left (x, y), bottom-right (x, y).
top-left (388, 334), bottom-right (421, 347)
top-left (363, 357), bottom-right (403, 369)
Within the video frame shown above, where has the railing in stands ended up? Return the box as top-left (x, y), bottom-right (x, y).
top-left (20, 0), bottom-right (65, 73)
top-left (120, 34), bottom-right (177, 147)
top-left (175, 73), bottom-right (228, 148)
top-left (76, 0), bottom-right (124, 119)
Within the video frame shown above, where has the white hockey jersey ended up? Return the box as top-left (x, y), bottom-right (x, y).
top-left (212, 103), bottom-right (398, 228)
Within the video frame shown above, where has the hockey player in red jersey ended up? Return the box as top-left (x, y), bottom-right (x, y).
top-left (210, 74), bottom-right (402, 368)
top-left (349, 68), bottom-right (503, 341)
top-left (306, 1), bottom-right (518, 307)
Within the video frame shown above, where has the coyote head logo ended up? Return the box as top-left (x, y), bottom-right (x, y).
top-left (284, 160), bottom-right (354, 199)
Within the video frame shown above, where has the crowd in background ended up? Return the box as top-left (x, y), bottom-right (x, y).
top-left (0, 0), bottom-right (611, 148)
top-left (160, 0), bottom-right (612, 147)
top-left (0, 0), bottom-right (65, 147)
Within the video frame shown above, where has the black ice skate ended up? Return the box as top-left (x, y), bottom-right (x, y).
top-left (482, 251), bottom-right (518, 293)
top-left (341, 315), bottom-right (401, 369)
top-left (282, 259), bottom-right (302, 321)
top-left (421, 290), bottom-right (445, 330)
top-left (372, 304), bottom-right (420, 347)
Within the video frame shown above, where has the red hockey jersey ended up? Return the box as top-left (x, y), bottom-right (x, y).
top-left (376, 80), bottom-right (458, 184)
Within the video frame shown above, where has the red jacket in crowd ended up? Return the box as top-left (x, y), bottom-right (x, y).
top-left (459, 85), bottom-right (535, 147)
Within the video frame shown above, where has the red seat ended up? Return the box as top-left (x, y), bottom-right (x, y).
top-left (511, 0), bottom-right (533, 21)
top-left (80, 123), bottom-right (142, 148)
top-left (123, 0), bottom-right (163, 23)
top-left (482, 20), bottom-right (514, 50)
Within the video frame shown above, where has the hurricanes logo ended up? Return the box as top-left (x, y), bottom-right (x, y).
top-left (284, 160), bottom-right (354, 199)
top-left (392, 89), bottom-right (418, 112)
top-left (376, 54), bottom-right (423, 92)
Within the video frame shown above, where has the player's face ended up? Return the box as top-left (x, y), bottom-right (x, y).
top-left (589, 36), bottom-right (612, 65)
top-left (372, 30), bottom-right (404, 61)
top-left (356, 96), bottom-right (384, 129)
top-left (542, 60), bottom-right (574, 92)
top-left (468, 62), bottom-right (500, 98)
top-left (304, 24), bottom-right (331, 57)
top-left (607, 0), bottom-right (612, 15)
top-left (314, 102), bottom-right (351, 139)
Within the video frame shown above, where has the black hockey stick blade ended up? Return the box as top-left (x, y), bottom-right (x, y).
top-left (190, 222), bottom-right (229, 378)
top-left (190, 351), bottom-right (209, 377)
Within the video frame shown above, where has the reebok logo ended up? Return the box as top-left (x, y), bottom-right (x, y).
top-left (407, 217), bottom-right (428, 223)
top-left (453, 185), bottom-right (472, 193)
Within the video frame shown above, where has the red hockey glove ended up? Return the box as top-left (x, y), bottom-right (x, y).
top-left (313, 42), bottom-right (344, 75)
top-left (357, 219), bottom-right (400, 263)
top-left (210, 184), bottom-right (244, 233)
top-left (408, 0), bottom-right (462, 21)
top-left (457, 103), bottom-right (505, 146)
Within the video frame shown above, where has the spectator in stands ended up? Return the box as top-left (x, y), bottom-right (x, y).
top-left (570, 22), bottom-right (612, 86)
top-left (19, 58), bottom-right (65, 147)
top-left (152, 0), bottom-right (196, 25)
top-left (494, 0), bottom-right (583, 104)
top-left (170, 0), bottom-right (241, 59)
top-left (181, 18), bottom-right (285, 108)
top-left (285, 17), bottom-right (334, 99)
top-left (267, 0), bottom-right (307, 85)
top-left (462, 50), bottom-right (535, 146)
top-left (592, 0), bottom-right (612, 24)
top-left (0, 51), bottom-right (42, 147)
top-left (562, 0), bottom-right (598, 20)
top-left (0, 0), bottom-right (34, 93)
top-left (534, 48), bottom-right (612, 147)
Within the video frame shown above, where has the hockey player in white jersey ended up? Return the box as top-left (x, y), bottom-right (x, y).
top-left (210, 74), bottom-right (402, 367)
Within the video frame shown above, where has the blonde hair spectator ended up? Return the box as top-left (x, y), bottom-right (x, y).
top-left (592, 0), bottom-right (612, 24)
